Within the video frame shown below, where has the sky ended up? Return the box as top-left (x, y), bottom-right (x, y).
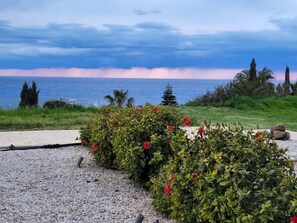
top-left (0, 0), bottom-right (297, 79)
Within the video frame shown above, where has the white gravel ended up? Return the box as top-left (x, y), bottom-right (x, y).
top-left (0, 146), bottom-right (175, 223)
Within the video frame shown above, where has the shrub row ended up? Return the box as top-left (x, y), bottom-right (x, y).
top-left (80, 106), bottom-right (297, 222)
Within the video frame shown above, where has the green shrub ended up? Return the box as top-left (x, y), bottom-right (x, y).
top-left (80, 105), bottom-right (184, 186)
top-left (80, 106), bottom-right (119, 168)
top-left (111, 106), bottom-right (183, 186)
top-left (223, 95), bottom-right (260, 110)
top-left (43, 99), bottom-right (88, 111)
top-left (151, 123), bottom-right (297, 222)
top-left (43, 99), bottom-right (68, 109)
top-left (186, 83), bottom-right (235, 106)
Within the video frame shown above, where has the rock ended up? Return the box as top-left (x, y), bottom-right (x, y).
top-left (273, 130), bottom-right (286, 140)
top-left (285, 132), bottom-right (290, 140)
top-left (270, 125), bottom-right (286, 132)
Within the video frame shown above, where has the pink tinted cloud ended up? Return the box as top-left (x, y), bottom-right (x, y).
top-left (0, 67), bottom-right (241, 79)
top-left (0, 68), bottom-right (295, 80)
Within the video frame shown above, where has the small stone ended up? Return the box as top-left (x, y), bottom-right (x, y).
top-left (273, 130), bottom-right (286, 140)
top-left (270, 125), bottom-right (286, 132)
top-left (285, 132), bottom-right (290, 140)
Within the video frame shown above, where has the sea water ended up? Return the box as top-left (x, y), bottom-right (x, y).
top-left (0, 76), bottom-right (233, 108)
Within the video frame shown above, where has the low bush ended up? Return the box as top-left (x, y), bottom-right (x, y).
top-left (223, 95), bottom-right (260, 110)
top-left (43, 99), bottom-right (68, 109)
top-left (80, 106), bottom-right (119, 168)
top-left (150, 123), bottom-right (297, 222)
top-left (111, 106), bottom-right (183, 186)
top-left (43, 99), bottom-right (87, 110)
top-left (186, 83), bottom-right (233, 106)
top-left (80, 105), bottom-right (184, 185)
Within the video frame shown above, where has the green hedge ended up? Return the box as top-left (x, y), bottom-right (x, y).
top-left (81, 108), bottom-right (297, 222)
top-left (80, 105), bottom-right (183, 185)
top-left (150, 123), bottom-right (297, 222)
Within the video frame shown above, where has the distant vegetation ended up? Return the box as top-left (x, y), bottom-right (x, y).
top-left (19, 81), bottom-right (40, 108)
top-left (187, 58), bottom-right (297, 106)
top-left (104, 89), bottom-right (134, 107)
top-left (161, 83), bottom-right (178, 106)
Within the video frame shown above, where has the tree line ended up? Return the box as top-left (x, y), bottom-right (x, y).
top-left (18, 81), bottom-right (178, 108)
top-left (19, 59), bottom-right (296, 108)
top-left (194, 58), bottom-right (297, 105)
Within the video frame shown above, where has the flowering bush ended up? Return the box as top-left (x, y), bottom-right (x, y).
top-left (80, 106), bottom-right (119, 168)
top-left (111, 105), bottom-right (183, 186)
top-left (151, 123), bottom-right (297, 222)
top-left (80, 105), bottom-right (183, 185)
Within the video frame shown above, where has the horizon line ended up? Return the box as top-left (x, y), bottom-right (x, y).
top-left (0, 67), bottom-right (296, 81)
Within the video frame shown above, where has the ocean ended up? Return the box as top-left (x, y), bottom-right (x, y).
top-left (0, 76), bottom-right (232, 109)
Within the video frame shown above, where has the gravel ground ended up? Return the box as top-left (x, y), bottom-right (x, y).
top-left (0, 146), bottom-right (175, 223)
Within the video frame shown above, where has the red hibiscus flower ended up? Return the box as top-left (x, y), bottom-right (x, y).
top-left (191, 172), bottom-right (198, 178)
top-left (91, 143), bottom-right (97, 152)
top-left (183, 120), bottom-right (192, 126)
top-left (255, 131), bottom-right (263, 138)
top-left (164, 184), bottom-right (171, 195)
top-left (199, 127), bottom-right (204, 136)
top-left (291, 217), bottom-right (297, 223)
top-left (153, 106), bottom-right (158, 112)
top-left (168, 174), bottom-right (175, 181)
top-left (167, 125), bottom-right (174, 131)
top-left (143, 141), bottom-right (150, 150)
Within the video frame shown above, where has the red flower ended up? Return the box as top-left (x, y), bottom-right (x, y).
top-left (199, 127), bottom-right (204, 136)
top-left (183, 120), bottom-right (192, 126)
top-left (167, 125), bottom-right (174, 131)
top-left (168, 174), bottom-right (175, 181)
top-left (184, 116), bottom-right (190, 121)
top-left (91, 143), bottom-right (97, 152)
top-left (153, 106), bottom-right (158, 112)
top-left (164, 184), bottom-right (171, 195)
top-left (255, 131), bottom-right (263, 138)
top-left (143, 141), bottom-right (150, 150)
top-left (112, 120), bottom-right (119, 126)
top-left (291, 217), bottom-right (297, 223)
top-left (191, 172), bottom-right (198, 178)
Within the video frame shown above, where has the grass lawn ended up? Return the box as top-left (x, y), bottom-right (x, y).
top-left (179, 96), bottom-right (297, 131)
top-left (0, 107), bottom-right (98, 131)
top-left (1, 96), bottom-right (297, 131)
top-left (179, 106), bottom-right (297, 131)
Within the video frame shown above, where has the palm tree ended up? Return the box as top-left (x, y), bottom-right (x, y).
top-left (232, 60), bottom-right (275, 98)
top-left (104, 89), bottom-right (134, 107)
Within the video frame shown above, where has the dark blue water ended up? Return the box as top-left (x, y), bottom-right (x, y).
top-left (0, 76), bottom-right (232, 108)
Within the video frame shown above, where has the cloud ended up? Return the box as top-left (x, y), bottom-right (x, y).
top-left (270, 17), bottom-right (297, 34)
top-left (0, 20), bottom-right (296, 73)
top-left (133, 9), bottom-right (148, 16)
top-left (135, 22), bottom-right (177, 31)
top-left (0, 67), bottom-right (242, 79)
top-left (1, 68), bottom-right (296, 80)
top-left (133, 8), bottom-right (162, 16)
top-left (151, 9), bottom-right (161, 14)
